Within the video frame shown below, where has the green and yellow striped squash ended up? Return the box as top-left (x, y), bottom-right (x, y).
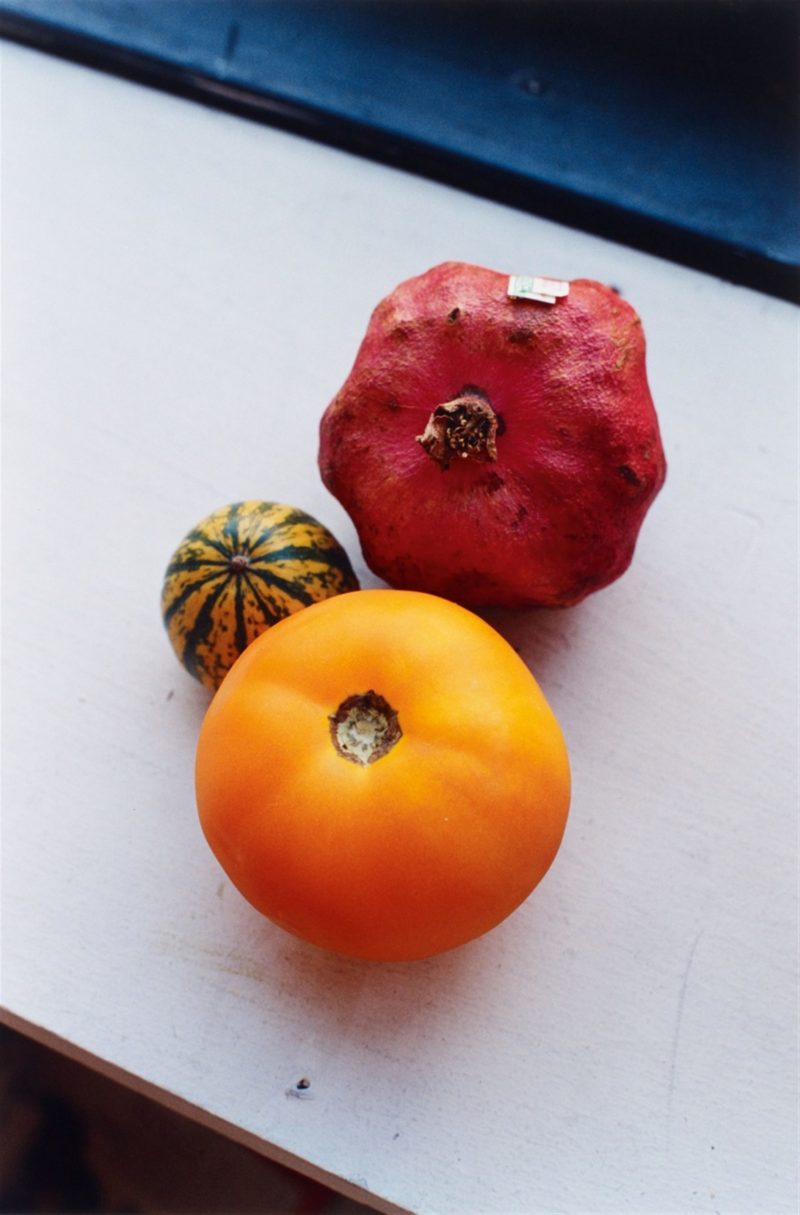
top-left (162, 500), bottom-right (359, 690)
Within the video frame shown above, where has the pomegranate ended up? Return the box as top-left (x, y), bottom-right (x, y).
top-left (319, 261), bottom-right (666, 608)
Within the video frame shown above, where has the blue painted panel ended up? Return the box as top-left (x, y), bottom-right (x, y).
top-left (1, 0), bottom-right (797, 299)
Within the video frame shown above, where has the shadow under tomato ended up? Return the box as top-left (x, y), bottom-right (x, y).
top-left (246, 893), bottom-right (546, 1056)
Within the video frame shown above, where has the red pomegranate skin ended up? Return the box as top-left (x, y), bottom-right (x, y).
top-left (319, 261), bottom-right (666, 608)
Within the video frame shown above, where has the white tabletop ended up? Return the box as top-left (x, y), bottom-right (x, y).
top-left (2, 40), bottom-right (797, 1215)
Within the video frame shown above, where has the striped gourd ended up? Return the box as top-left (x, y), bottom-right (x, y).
top-left (162, 500), bottom-right (359, 690)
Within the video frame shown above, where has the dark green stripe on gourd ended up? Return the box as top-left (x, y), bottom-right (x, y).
top-left (161, 500), bottom-right (359, 690)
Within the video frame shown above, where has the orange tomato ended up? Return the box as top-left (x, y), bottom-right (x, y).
top-left (195, 589), bottom-right (571, 961)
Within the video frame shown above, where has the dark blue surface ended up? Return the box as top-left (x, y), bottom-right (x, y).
top-left (1, 0), bottom-right (797, 299)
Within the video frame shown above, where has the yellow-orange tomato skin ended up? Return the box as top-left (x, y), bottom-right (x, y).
top-left (195, 589), bottom-right (571, 961)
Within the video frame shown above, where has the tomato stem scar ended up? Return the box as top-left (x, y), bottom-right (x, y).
top-left (329, 691), bottom-right (402, 765)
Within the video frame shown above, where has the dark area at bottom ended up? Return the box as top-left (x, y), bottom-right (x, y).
top-left (0, 1026), bottom-right (372, 1215)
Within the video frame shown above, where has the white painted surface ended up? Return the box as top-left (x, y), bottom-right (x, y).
top-left (2, 41), bottom-right (797, 1215)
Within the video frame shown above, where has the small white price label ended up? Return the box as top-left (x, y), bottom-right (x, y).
top-left (507, 275), bottom-right (570, 304)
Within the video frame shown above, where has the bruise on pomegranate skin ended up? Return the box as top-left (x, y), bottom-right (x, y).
top-left (318, 260), bottom-right (667, 609)
top-left (617, 463), bottom-right (642, 486)
top-left (510, 504), bottom-right (529, 531)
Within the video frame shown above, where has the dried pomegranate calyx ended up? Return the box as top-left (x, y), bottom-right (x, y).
top-left (416, 394), bottom-right (499, 470)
